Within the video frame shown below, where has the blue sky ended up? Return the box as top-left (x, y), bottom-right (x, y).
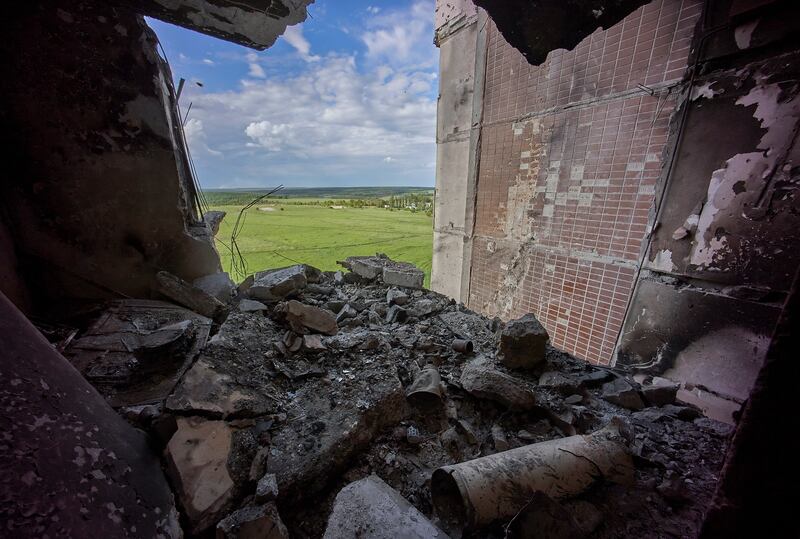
top-left (147, 1), bottom-right (438, 189)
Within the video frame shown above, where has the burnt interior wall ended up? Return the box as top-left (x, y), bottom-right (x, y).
top-left (616, 0), bottom-right (800, 420)
top-left (0, 1), bottom-right (222, 313)
top-left (473, 0), bottom-right (650, 65)
top-left (464, 0), bottom-right (703, 365)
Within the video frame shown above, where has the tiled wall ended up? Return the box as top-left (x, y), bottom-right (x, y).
top-left (468, 0), bottom-right (702, 364)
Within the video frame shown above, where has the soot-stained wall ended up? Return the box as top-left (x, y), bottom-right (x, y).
top-left (616, 0), bottom-right (800, 421)
top-left (0, 1), bottom-right (221, 312)
top-left (434, 0), bottom-right (800, 423)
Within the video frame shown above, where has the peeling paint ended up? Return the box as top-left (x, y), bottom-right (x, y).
top-left (650, 249), bottom-right (675, 272)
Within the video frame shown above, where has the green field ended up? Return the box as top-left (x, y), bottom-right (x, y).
top-left (211, 202), bottom-right (434, 286)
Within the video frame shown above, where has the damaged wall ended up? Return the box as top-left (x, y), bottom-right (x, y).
top-left (0, 1), bottom-right (222, 311)
top-left (616, 0), bottom-right (800, 421)
top-left (434, 0), bottom-right (703, 365)
top-left (435, 0), bottom-right (800, 423)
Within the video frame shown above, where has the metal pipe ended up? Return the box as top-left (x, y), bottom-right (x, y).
top-left (431, 420), bottom-right (634, 533)
top-left (451, 339), bottom-right (474, 354)
top-left (406, 365), bottom-right (443, 408)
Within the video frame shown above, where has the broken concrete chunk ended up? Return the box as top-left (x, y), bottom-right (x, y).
top-left (267, 357), bottom-right (406, 500)
top-left (193, 272), bottom-right (236, 302)
top-left (385, 305), bottom-right (408, 323)
top-left (460, 358), bottom-right (536, 410)
top-left (216, 502), bottom-right (289, 539)
top-left (63, 299), bottom-right (212, 408)
top-left (456, 419), bottom-right (479, 445)
top-left (166, 417), bottom-right (235, 534)
top-left (641, 377), bottom-right (680, 407)
top-left (204, 210), bottom-right (226, 235)
top-left (499, 313), bottom-right (549, 369)
top-left (336, 304), bottom-right (358, 323)
top-left (255, 474), bottom-right (279, 503)
top-left (538, 371), bottom-right (580, 394)
top-left (407, 298), bottom-right (442, 318)
top-left (302, 334), bottom-right (327, 352)
top-left (156, 270), bottom-right (228, 320)
top-left (575, 369), bottom-right (613, 388)
top-left (386, 287), bottom-right (409, 306)
top-left (238, 299), bottom-right (268, 312)
top-left (277, 300), bottom-right (338, 335)
top-left (339, 255), bottom-right (388, 280)
top-left (601, 378), bottom-right (645, 411)
top-left (249, 265), bottom-right (308, 301)
top-left (491, 424), bottom-right (510, 451)
top-left (323, 475), bottom-right (449, 539)
top-left (167, 313), bottom-right (284, 418)
top-left (382, 263), bottom-right (424, 289)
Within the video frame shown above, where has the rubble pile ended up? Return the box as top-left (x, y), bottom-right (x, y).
top-left (59, 254), bottom-right (732, 538)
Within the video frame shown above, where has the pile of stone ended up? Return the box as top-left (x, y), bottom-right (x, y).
top-left (63, 254), bottom-right (732, 539)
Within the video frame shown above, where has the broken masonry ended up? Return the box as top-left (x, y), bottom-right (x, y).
top-left (57, 254), bottom-right (732, 538)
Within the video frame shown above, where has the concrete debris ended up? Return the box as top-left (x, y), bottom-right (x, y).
top-left (601, 377), bottom-right (646, 410)
top-left (156, 270), bottom-right (228, 320)
top-left (63, 299), bottom-right (211, 408)
top-left (323, 475), bottom-right (449, 539)
top-left (382, 262), bottom-right (425, 289)
top-left (194, 272), bottom-right (236, 302)
top-left (275, 299), bottom-right (338, 335)
top-left (492, 424), bottom-right (510, 451)
top-left (249, 265), bottom-right (310, 301)
top-left (499, 313), bottom-right (550, 369)
top-left (339, 255), bottom-right (388, 280)
top-left (167, 313), bottom-right (285, 418)
top-left (386, 287), bottom-right (409, 306)
top-left (166, 417), bottom-right (236, 534)
top-left (238, 298), bottom-right (268, 312)
top-left (385, 304), bottom-right (408, 323)
top-left (640, 377), bottom-right (680, 407)
top-left (339, 253), bottom-right (425, 289)
top-left (216, 503), bottom-right (289, 539)
top-left (460, 357), bottom-right (537, 410)
top-left (255, 474), bottom-right (279, 503)
top-left (58, 256), bottom-right (732, 538)
top-left (204, 210), bottom-right (227, 235)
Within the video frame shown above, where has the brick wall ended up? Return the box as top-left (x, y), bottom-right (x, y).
top-left (468, 0), bottom-right (702, 364)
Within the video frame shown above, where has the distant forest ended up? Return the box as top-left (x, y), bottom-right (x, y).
top-left (203, 186), bottom-right (434, 206)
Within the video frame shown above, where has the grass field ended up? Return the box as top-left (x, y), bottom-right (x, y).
top-left (211, 203), bottom-right (434, 286)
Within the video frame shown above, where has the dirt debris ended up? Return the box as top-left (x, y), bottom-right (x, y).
top-left (60, 254), bottom-right (731, 538)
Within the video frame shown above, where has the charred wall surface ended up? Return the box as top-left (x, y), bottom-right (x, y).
top-left (616, 0), bottom-right (800, 421)
top-left (0, 1), bottom-right (221, 312)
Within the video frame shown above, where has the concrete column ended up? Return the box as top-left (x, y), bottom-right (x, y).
top-left (431, 1), bottom-right (486, 301)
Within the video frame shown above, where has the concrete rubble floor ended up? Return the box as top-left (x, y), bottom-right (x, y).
top-left (49, 255), bottom-right (732, 538)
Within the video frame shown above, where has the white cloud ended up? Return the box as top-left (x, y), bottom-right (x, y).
top-left (282, 25), bottom-right (320, 62)
top-left (202, 58), bottom-right (215, 65)
top-left (367, 6), bottom-right (381, 14)
top-left (183, 118), bottom-right (222, 156)
top-left (246, 52), bottom-right (266, 78)
top-left (179, 1), bottom-right (437, 187)
top-left (362, 1), bottom-right (435, 67)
